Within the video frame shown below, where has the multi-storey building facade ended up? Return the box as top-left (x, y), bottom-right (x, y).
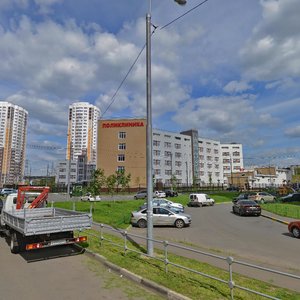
top-left (0, 102), bottom-right (28, 186)
top-left (67, 102), bottom-right (100, 164)
top-left (97, 118), bottom-right (147, 187)
top-left (221, 143), bottom-right (244, 185)
top-left (97, 119), bottom-right (194, 188)
top-left (198, 138), bottom-right (223, 185)
top-left (152, 129), bottom-right (193, 186)
top-left (96, 118), bottom-right (243, 188)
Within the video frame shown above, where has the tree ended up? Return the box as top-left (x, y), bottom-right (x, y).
top-left (106, 174), bottom-right (117, 196)
top-left (171, 174), bottom-right (177, 190)
top-left (115, 170), bottom-right (131, 192)
top-left (89, 169), bottom-right (106, 196)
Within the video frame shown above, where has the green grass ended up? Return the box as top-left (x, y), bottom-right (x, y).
top-left (80, 229), bottom-right (300, 300)
top-left (261, 202), bottom-right (300, 219)
top-left (53, 200), bottom-right (144, 228)
top-left (53, 195), bottom-right (300, 299)
top-left (53, 192), bottom-right (234, 229)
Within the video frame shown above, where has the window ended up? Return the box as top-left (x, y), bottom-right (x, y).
top-left (199, 147), bottom-right (204, 152)
top-left (164, 142), bottom-right (171, 148)
top-left (223, 152), bottom-right (230, 156)
top-left (175, 143), bottom-right (181, 149)
top-left (223, 159), bottom-right (230, 163)
top-left (165, 160), bottom-right (172, 166)
top-left (153, 140), bottom-right (160, 146)
top-left (154, 169), bottom-right (161, 175)
top-left (165, 151), bottom-right (172, 157)
top-left (233, 151), bottom-right (240, 156)
top-left (119, 132), bottom-right (126, 139)
top-left (153, 150), bottom-right (161, 156)
top-left (118, 154), bottom-right (125, 161)
top-left (175, 161), bottom-right (182, 167)
top-left (175, 152), bottom-right (181, 158)
top-left (153, 159), bottom-right (160, 166)
top-left (165, 169), bottom-right (172, 175)
top-left (117, 166), bottom-right (125, 172)
top-left (118, 143), bottom-right (126, 150)
top-left (175, 170), bottom-right (182, 176)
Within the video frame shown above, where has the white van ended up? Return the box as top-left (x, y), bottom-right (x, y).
top-left (188, 193), bottom-right (215, 207)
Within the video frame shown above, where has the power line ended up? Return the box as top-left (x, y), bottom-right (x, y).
top-left (100, 1), bottom-right (211, 118)
top-left (160, 0), bottom-right (210, 30)
top-left (100, 42), bottom-right (147, 118)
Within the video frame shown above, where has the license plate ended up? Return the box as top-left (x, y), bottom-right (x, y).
top-left (50, 239), bottom-right (67, 246)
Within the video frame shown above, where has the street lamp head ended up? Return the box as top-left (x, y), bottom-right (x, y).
top-left (174, 0), bottom-right (187, 5)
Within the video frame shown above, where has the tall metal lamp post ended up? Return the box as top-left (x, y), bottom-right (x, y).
top-left (146, 0), bottom-right (187, 256)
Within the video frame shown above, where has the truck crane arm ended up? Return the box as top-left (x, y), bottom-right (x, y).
top-left (16, 186), bottom-right (50, 209)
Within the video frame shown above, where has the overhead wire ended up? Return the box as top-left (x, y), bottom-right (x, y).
top-left (100, 0), bottom-right (211, 118)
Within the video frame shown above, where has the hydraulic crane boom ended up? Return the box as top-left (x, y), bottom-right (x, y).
top-left (16, 186), bottom-right (50, 209)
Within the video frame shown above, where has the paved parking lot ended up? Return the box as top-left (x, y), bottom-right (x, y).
top-left (129, 203), bottom-right (300, 274)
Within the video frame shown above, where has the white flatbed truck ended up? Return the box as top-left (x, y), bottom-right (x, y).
top-left (0, 186), bottom-right (92, 254)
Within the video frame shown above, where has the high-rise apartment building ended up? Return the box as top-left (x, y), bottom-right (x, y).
top-left (66, 102), bottom-right (100, 164)
top-left (0, 102), bottom-right (28, 186)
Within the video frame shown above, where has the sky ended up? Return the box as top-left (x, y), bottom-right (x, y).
top-left (0, 0), bottom-right (300, 175)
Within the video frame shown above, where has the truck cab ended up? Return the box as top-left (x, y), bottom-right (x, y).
top-left (2, 192), bottom-right (45, 212)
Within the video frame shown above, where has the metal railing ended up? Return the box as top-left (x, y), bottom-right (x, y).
top-left (84, 222), bottom-right (300, 300)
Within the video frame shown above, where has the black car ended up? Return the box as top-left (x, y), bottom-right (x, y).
top-left (165, 190), bottom-right (178, 197)
top-left (232, 200), bottom-right (261, 216)
top-left (232, 193), bottom-right (249, 204)
top-left (281, 193), bottom-right (300, 203)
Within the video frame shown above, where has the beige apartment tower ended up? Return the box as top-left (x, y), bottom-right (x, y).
top-left (0, 102), bottom-right (28, 186)
top-left (97, 118), bottom-right (147, 187)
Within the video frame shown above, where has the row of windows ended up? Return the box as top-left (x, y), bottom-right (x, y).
top-left (223, 159), bottom-right (241, 163)
top-left (154, 169), bottom-right (183, 176)
top-left (153, 140), bottom-right (182, 149)
top-left (222, 151), bottom-right (241, 156)
top-left (153, 160), bottom-right (183, 167)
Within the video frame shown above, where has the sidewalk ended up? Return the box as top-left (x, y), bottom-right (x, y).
top-left (261, 209), bottom-right (296, 225)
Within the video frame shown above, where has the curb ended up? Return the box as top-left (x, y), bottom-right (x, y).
top-left (261, 214), bottom-right (289, 225)
top-left (82, 247), bottom-right (191, 300)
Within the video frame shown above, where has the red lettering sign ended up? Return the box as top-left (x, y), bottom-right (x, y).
top-left (102, 121), bottom-right (144, 128)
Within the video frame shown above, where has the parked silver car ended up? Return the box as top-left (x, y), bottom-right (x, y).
top-left (142, 198), bottom-right (184, 212)
top-left (134, 190), bottom-right (147, 199)
top-left (131, 206), bottom-right (191, 228)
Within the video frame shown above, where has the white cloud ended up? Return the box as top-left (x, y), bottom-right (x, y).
top-left (173, 95), bottom-right (255, 134)
top-left (240, 0), bottom-right (300, 80)
top-left (223, 81), bottom-right (252, 94)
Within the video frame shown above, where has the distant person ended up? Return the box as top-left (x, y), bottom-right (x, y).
top-left (70, 191), bottom-right (73, 198)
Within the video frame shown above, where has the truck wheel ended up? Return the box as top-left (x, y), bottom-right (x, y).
top-left (10, 232), bottom-right (20, 254)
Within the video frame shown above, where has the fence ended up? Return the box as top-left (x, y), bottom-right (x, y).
top-left (83, 222), bottom-right (300, 300)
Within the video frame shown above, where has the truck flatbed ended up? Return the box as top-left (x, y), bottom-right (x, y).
top-left (2, 207), bottom-right (92, 236)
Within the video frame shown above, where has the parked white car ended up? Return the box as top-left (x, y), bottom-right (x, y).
top-left (81, 193), bottom-right (101, 202)
top-left (154, 191), bottom-right (166, 198)
top-left (187, 193), bottom-right (215, 207)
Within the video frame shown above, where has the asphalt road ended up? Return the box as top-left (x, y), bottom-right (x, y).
top-left (128, 203), bottom-right (300, 291)
top-left (0, 237), bottom-right (163, 300)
